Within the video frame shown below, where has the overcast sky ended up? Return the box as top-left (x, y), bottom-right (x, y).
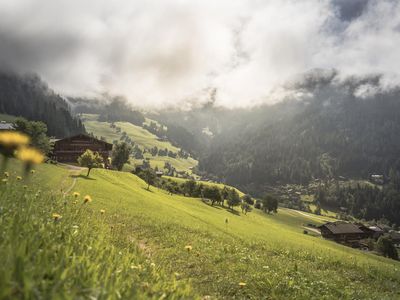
top-left (0, 0), bottom-right (399, 108)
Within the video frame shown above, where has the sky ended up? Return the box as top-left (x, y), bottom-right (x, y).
top-left (0, 0), bottom-right (399, 108)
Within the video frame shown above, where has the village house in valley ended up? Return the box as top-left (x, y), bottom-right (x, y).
top-left (319, 222), bottom-right (369, 243)
top-left (52, 134), bottom-right (113, 165)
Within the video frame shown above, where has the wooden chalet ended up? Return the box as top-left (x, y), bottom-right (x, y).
top-left (52, 134), bottom-right (112, 165)
top-left (318, 222), bottom-right (371, 242)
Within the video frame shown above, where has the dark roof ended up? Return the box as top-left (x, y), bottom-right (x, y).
top-left (319, 222), bottom-right (364, 234)
top-left (55, 134), bottom-right (112, 146)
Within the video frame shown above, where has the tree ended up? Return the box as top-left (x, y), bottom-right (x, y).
top-left (203, 186), bottom-right (222, 206)
top-left (182, 179), bottom-right (197, 196)
top-left (376, 236), bottom-right (399, 260)
top-left (241, 194), bottom-right (254, 205)
top-left (78, 150), bottom-right (104, 177)
top-left (227, 188), bottom-right (241, 210)
top-left (142, 168), bottom-right (156, 190)
top-left (111, 142), bottom-right (131, 171)
top-left (262, 194), bottom-right (278, 214)
top-left (14, 118), bottom-right (52, 154)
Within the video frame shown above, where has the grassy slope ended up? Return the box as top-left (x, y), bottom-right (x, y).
top-left (0, 160), bottom-right (193, 299)
top-left (81, 114), bottom-right (197, 173)
top-left (72, 168), bottom-right (400, 299)
top-left (0, 113), bottom-right (17, 122)
top-left (2, 161), bottom-right (400, 299)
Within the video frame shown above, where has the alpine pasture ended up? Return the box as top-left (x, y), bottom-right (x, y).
top-left (1, 160), bottom-right (399, 299)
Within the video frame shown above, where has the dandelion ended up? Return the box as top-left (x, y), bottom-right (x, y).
top-left (52, 213), bottom-right (62, 221)
top-left (239, 282), bottom-right (246, 288)
top-left (16, 176), bottom-right (22, 181)
top-left (30, 169), bottom-right (36, 174)
top-left (0, 131), bottom-right (30, 149)
top-left (16, 147), bottom-right (44, 165)
top-left (184, 245), bottom-right (192, 252)
top-left (73, 192), bottom-right (80, 198)
top-left (100, 209), bottom-right (105, 214)
top-left (83, 195), bottom-right (92, 203)
top-left (4, 172), bottom-right (9, 177)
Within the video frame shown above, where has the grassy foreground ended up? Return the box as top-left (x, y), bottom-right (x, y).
top-left (1, 161), bottom-right (400, 299)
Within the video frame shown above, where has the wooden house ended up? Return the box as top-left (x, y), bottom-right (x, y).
top-left (318, 222), bottom-right (370, 242)
top-left (52, 134), bottom-right (112, 165)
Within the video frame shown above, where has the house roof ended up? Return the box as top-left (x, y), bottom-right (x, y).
top-left (319, 222), bottom-right (364, 234)
top-left (0, 122), bottom-right (14, 130)
top-left (55, 134), bottom-right (112, 147)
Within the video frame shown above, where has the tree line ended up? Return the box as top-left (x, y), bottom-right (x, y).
top-left (0, 72), bottom-right (85, 138)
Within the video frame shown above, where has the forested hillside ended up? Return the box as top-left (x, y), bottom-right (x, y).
top-left (199, 74), bottom-right (400, 192)
top-left (0, 72), bottom-right (85, 137)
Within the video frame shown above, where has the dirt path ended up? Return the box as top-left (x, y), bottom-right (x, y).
top-left (289, 209), bottom-right (332, 222)
top-left (60, 164), bottom-right (84, 197)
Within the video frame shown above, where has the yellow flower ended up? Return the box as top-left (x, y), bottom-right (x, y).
top-left (83, 195), bottom-right (92, 203)
top-left (4, 172), bottom-right (9, 178)
top-left (72, 200), bottom-right (78, 205)
top-left (73, 192), bottom-right (80, 198)
top-left (52, 213), bottom-right (62, 221)
top-left (100, 209), bottom-right (105, 214)
top-left (184, 245), bottom-right (192, 252)
top-left (239, 282), bottom-right (246, 288)
top-left (16, 176), bottom-right (22, 181)
top-left (0, 131), bottom-right (30, 148)
top-left (150, 262), bottom-right (155, 268)
top-left (2, 178), bottom-right (8, 184)
top-left (16, 147), bottom-right (44, 165)
top-left (30, 169), bottom-right (36, 174)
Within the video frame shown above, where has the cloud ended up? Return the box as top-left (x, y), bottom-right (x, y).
top-left (0, 0), bottom-right (399, 108)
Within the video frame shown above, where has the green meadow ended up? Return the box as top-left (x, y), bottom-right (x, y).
top-left (81, 114), bottom-right (198, 173)
top-left (1, 160), bottom-right (399, 299)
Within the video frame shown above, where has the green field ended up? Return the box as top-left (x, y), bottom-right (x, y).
top-left (0, 113), bottom-right (17, 122)
top-left (81, 114), bottom-right (198, 173)
top-left (1, 160), bottom-right (399, 299)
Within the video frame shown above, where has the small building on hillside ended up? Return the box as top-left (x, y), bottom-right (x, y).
top-left (319, 222), bottom-right (370, 242)
top-left (52, 134), bottom-right (112, 165)
top-left (368, 226), bottom-right (385, 239)
top-left (0, 121), bottom-right (14, 131)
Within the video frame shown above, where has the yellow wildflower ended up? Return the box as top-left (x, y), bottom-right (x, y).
top-left (4, 172), bottom-right (9, 178)
top-left (239, 282), bottom-right (246, 288)
top-left (16, 147), bottom-right (44, 165)
top-left (100, 209), bottom-right (105, 214)
top-left (0, 131), bottom-right (30, 148)
top-left (184, 245), bottom-right (192, 252)
top-left (150, 262), bottom-right (155, 268)
top-left (52, 213), bottom-right (62, 221)
top-left (2, 178), bottom-right (8, 184)
top-left (73, 192), bottom-right (80, 198)
top-left (16, 176), bottom-right (22, 181)
top-left (83, 195), bottom-right (92, 203)
top-left (30, 169), bottom-right (36, 174)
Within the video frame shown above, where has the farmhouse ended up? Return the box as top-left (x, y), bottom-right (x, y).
top-left (318, 221), bottom-right (370, 242)
top-left (52, 134), bottom-right (112, 164)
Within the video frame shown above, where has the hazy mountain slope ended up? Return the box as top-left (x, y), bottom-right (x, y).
top-left (0, 72), bottom-right (85, 137)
